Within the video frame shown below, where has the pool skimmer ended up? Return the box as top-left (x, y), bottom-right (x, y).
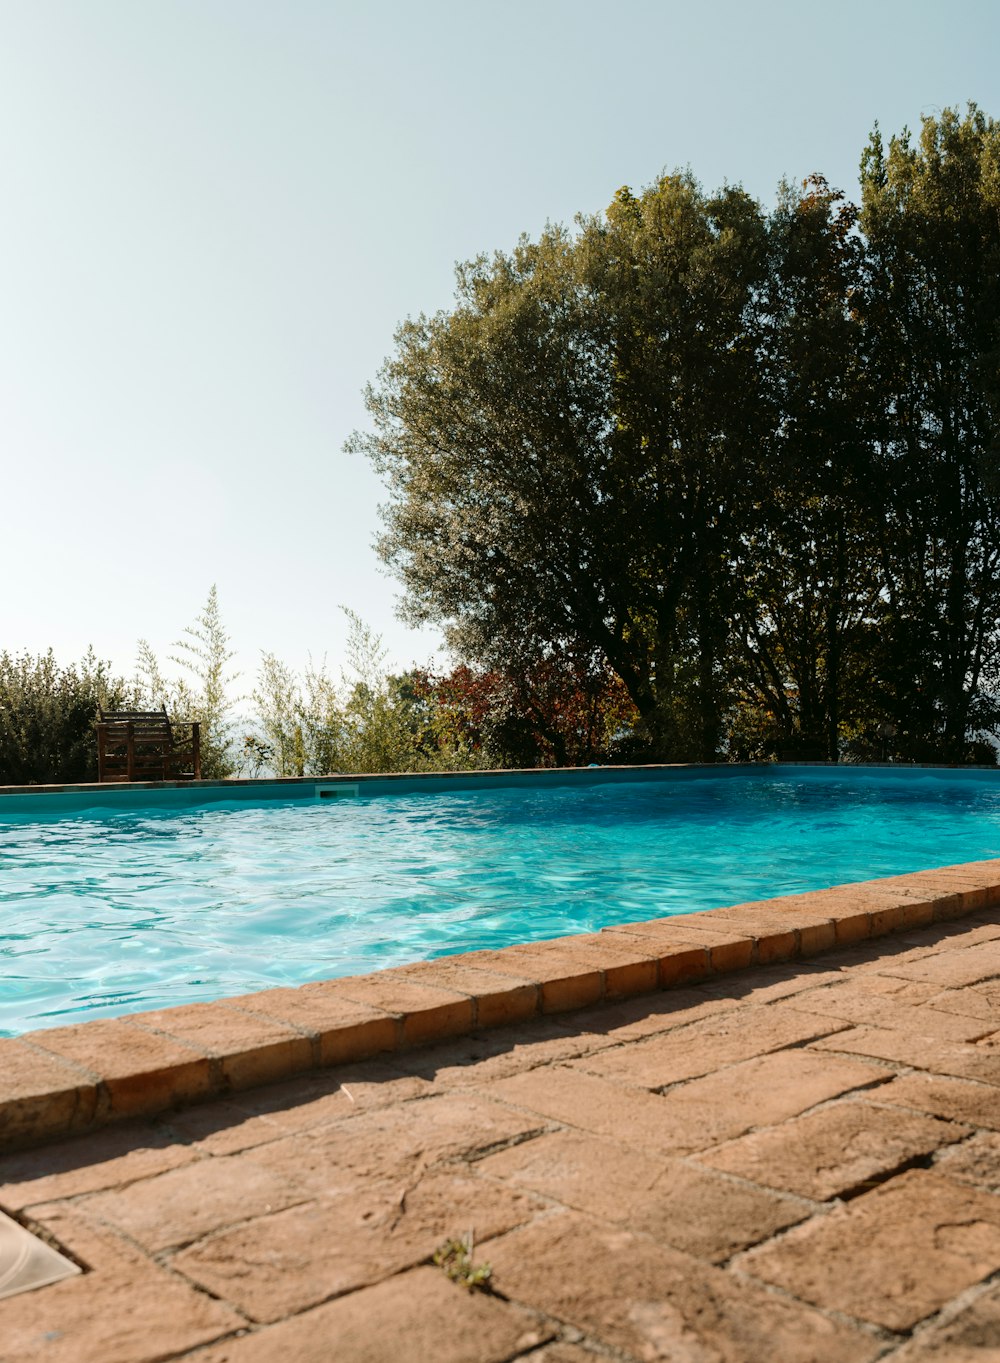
top-left (0, 1210), bottom-right (81, 1301)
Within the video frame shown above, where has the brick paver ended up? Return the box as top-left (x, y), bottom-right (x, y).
top-left (0, 1201), bottom-right (241, 1362)
top-left (698, 1098), bottom-right (968, 1199)
top-left (889, 1283), bottom-right (1000, 1360)
top-left (568, 999), bottom-right (844, 1085)
top-left (1, 903), bottom-right (999, 1359)
top-left (813, 1023), bottom-right (1000, 1083)
top-left (0, 1122), bottom-right (198, 1210)
top-left (479, 1129), bottom-right (808, 1259)
top-left (735, 1168), bottom-right (1000, 1331)
top-left (934, 1130), bottom-right (1000, 1192)
top-left (485, 1210), bottom-right (881, 1362)
top-left (184, 1266), bottom-right (554, 1363)
top-left (171, 1172), bottom-right (542, 1323)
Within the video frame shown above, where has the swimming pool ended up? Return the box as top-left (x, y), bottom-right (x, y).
top-left (2, 764), bottom-right (999, 1036)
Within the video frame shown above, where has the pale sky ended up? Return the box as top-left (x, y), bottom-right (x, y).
top-left (1, 0), bottom-right (997, 689)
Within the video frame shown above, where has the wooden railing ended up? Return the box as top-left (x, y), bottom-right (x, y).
top-left (96, 709), bottom-right (201, 783)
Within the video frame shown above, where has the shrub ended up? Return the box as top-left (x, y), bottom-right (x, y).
top-left (0, 649), bottom-right (137, 784)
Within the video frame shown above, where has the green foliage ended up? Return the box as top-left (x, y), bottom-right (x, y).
top-left (333, 610), bottom-right (424, 773)
top-left (245, 609), bottom-right (638, 776)
top-left (409, 658), bottom-right (638, 768)
top-left (732, 176), bottom-right (881, 761)
top-left (432, 1234), bottom-right (493, 1293)
top-left (349, 173), bottom-right (770, 762)
top-left (248, 612), bottom-right (490, 776)
top-left (137, 585), bottom-right (239, 778)
top-left (351, 105), bottom-right (1000, 764)
top-left (252, 651), bottom-right (304, 776)
top-left (238, 733), bottom-right (274, 779)
top-left (0, 649), bottom-right (138, 785)
top-left (859, 105), bottom-right (1000, 761)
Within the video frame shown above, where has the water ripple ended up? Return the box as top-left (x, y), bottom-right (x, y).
top-left (2, 771), bottom-right (1000, 1034)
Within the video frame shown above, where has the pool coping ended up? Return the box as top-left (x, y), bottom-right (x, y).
top-left (3, 857), bottom-right (1000, 1154)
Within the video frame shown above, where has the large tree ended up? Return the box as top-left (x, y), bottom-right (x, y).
top-left (732, 177), bottom-right (881, 761)
top-left (352, 108), bottom-right (1000, 766)
top-left (860, 106), bottom-right (1000, 761)
top-left (350, 174), bottom-right (770, 760)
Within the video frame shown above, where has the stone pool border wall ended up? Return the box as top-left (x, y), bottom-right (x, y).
top-left (3, 857), bottom-right (1000, 1154)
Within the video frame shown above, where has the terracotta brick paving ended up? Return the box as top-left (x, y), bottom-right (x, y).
top-left (2, 911), bottom-right (1000, 1360)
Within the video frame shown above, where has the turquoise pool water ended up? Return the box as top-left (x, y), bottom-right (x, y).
top-left (2, 765), bottom-right (999, 1036)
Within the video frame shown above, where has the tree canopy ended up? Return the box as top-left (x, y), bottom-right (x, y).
top-left (351, 105), bottom-right (1000, 764)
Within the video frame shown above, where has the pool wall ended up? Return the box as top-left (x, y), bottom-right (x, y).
top-left (2, 853), bottom-right (998, 1154)
top-left (1, 758), bottom-right (998, 818)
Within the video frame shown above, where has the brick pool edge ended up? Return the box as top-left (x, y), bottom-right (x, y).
top-left (3, 858), bottom-right (999, 1154)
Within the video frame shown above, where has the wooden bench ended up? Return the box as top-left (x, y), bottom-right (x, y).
top-left (96, 708), bottom-right (202, 783)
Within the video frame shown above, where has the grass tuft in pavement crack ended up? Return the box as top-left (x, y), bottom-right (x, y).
top-left (433, 1230), bottom-right (494, 1292)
